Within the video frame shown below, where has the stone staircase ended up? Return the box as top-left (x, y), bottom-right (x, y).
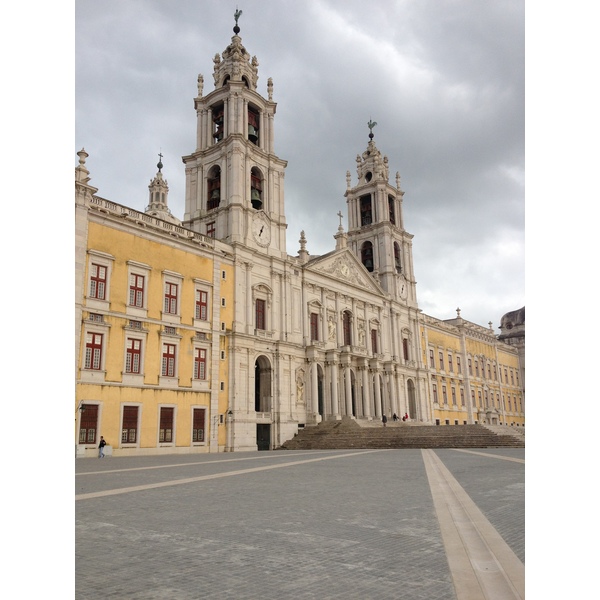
top-left (279, 418), bottom-right (525, 450)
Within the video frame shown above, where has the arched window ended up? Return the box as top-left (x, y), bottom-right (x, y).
top-left (361, 241), bottom-right (374, 272)
top-left (394, 242), bottom-right (402, 273)
top-left (248, 105), bottom-right (260, 145)
top-left (207, 166), bottom-right (221, 210)
top-left (388, 195), bottom-right (396, 225)
top-left (360, 195), bottom-right (372, 226)
top-left (212, 103), bottom-right (224, 141)
top-left (250, 167), bottom-right (263, 210)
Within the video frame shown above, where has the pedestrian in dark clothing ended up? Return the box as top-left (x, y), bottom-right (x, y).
top-left (382, 414), bottom-right (388, 427)
top-left (98, 436), bottom-right (107, 458)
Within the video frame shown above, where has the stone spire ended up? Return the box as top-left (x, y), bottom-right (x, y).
top-left (145, 154), bottom-right (180, 225)
top-left (75, 148), bottom-right (98, 205)
top-left (298, 230), bottom-right (309, 263)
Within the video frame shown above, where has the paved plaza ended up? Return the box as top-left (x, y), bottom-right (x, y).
top-left (75, 448), bottom-right (524, 599)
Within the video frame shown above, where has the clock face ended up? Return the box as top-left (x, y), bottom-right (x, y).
top-left (252, 215), bottom-right (271, 246)
top-left (398, 278), bottom-right (408, 299)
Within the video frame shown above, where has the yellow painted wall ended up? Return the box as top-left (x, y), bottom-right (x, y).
top-left (77, 218), bottom-right (236, 454)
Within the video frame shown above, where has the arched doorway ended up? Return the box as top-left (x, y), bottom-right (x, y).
top-left (255, 356), bottom-right (272, 450)
top-left (254, 356), bottom-right (272, 413)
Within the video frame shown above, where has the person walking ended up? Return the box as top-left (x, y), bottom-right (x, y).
top-left (382, 414), bottom-right (388, 427)
top-left (98, 436), bottom-right (107, 458)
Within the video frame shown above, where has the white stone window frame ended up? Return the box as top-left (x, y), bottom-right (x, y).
top-left (120, 403), bottom-right (142, 448)
top-left (157, 404), bottom-right (177, 447)
top-left (193, 278), bottom-right (212, 330)
top-left (80, 318), bottom-right (111, 383)
top-left (121, 321), bottom-right (149, 385)
top-left (162, 270), bottom-right (183, 324)
top-left (252, 283), bottom-right (273, 335)
top-left (369, 318), bottom-right (381, 356)
top-left (126, 260), bottom-right (151, 319)
top-left (307, 299), bottom-right (324, 344)
top-left (159, 328), bottom-right (182, 387)
top-left (86, 250), bottom-right (114, 311)
top-left (191, 406), bottom-right (208, 446)
top-left (191, 340), bottom-right (211, 391)
top-left (76, 400), bottom-right (103, 449)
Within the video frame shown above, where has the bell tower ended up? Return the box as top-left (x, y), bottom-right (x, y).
top-left (182, 12), bottom-right (288, 255)
top-left (345, 122), bottom-right (417, 304)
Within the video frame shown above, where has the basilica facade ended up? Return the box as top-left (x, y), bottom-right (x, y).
top-left (75, 21), bottom-right (524, 456)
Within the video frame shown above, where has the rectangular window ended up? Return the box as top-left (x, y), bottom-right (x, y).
top-left (439, 351), bottom-right (444, 370)
top-left (460, 388), bottom-right (465, 406)
top-left (195, 290), bottom-right (208, 320)
top-left (89, 263), bottom-right (107, 300)
top-left (84, 332), bottom-right (103, 370)
top-left (125, 338), bottom-right (142, 374)
top-left (129, 274), bottom-right (145, 307)
top-left (487, 365), bottom-right (491, 379)
top-left (448, 354), bottom-right (453, 373)
top-left (371, 329), bottom-right (378, 354)
top-left (192, 408), bottom-right (206, 442)
top-left (457, 356), bottom-right (462, 374)
top-left (310, 312), bottom-right (319, 341)
top-left (206, 221), bottom-right (216, 238)
top-left (442, 385), bottom-right (448, 404)
top-left (475, 360), bottom-right (479, 377)
top-left (121, 406), bottom-right (138, 443)
top-left (432, 383), bottom-right (438, 403)
top-left (194, 348), bottom-right (207, 380)
top-left (159, 407), bottom-right (174, 443)
top-left (164, 282), bottom-right (178, 314)
top-left (429, 350), bottom-right (435, 368)
top-left (78, 404), bottom-right (98, 444)
top-left (403, 338), bottom-right (409, 361)
top-left (162, 344), bottom-right (176, 377)
top-left (468, 358), bottom-right (473, 375)
top-left (471, 389), bottom-right (476, 406)
top-left (343, 312), bottom-right (352, 346)
top-left (451, 387), bottom-right (456, 405)
top-left (478, 390), bottom-right (482, 406)
top-left (511, 370), bottom-right (514, 385)
top-left (256, 299), bottom-right (266, 330)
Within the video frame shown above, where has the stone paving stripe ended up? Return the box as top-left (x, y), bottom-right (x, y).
top-left (75, 449), bottom-right (383, 501)
top-left (76, 450), bottom-right (319, 477)
top-left (452, 449), bottom-right (525, 464)
top-left (423, 449), bottom-right (525, 600)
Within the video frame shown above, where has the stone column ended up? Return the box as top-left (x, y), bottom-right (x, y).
top-left (361, 363), bottom-right (372, 419)
top-left (373, 371), bottom-right (382, 418)
top-left (345, 366), bottom-right (353, 416)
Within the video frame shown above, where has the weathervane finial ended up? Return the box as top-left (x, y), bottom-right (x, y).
top-left (234, 8), bottom-right (242, 34)
top-left (367, 119), bottom-right (377, 140)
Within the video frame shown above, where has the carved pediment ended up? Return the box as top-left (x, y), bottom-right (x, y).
top-left (308, 250), bottom-right (383, 294)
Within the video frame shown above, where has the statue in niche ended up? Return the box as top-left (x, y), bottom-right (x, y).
top-left (197, 74), bottom-right (204, 97)
top-left (328, 315), bottom-right (336, 341)
top-left (358, 322), bottom-right (365, 346)
top-left (296, 372), bottom-right (305, 403)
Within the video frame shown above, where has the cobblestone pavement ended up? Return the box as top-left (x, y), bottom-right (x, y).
top-left (75, 448), bottom-right (524, 599)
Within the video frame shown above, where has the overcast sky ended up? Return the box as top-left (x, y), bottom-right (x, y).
top-left (75, 0), bottom-right (525, 330)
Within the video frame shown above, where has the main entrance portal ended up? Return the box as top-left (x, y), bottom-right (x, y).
top-left (257, 424), bottom-right (270, 450)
